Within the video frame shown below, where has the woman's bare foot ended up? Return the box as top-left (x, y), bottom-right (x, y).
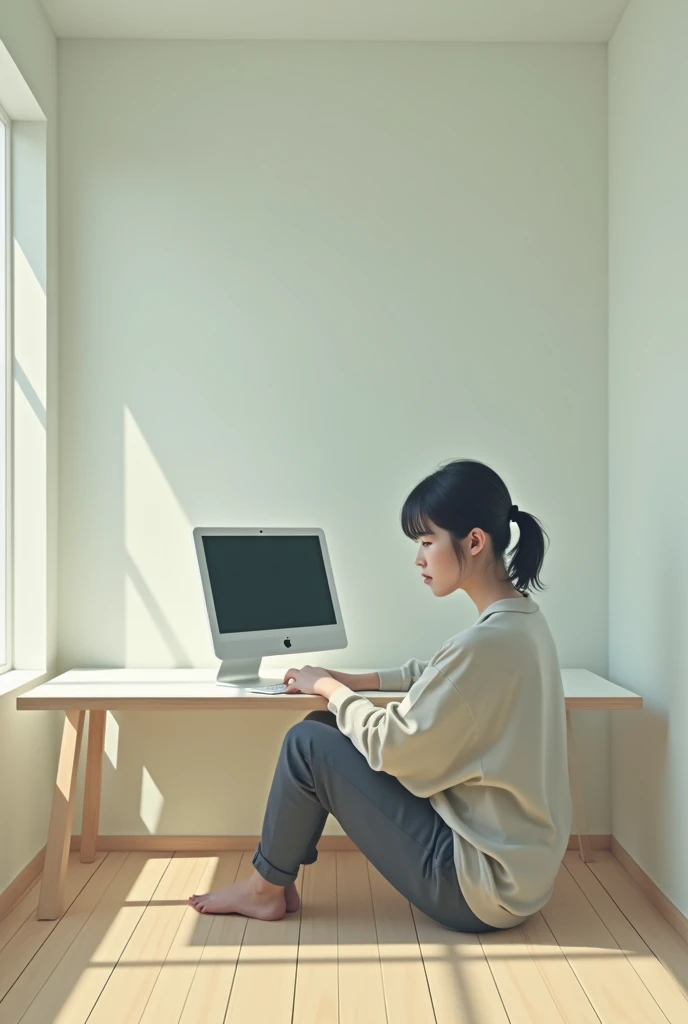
top-left (285, 882), bottom-right (300, 913)
top-left (188, 870), bottom-right (300, 918)
top-left (188, 875), bottom-right (285, 919)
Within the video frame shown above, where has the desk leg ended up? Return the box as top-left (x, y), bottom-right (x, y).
top-left (566, 708), bottom-right (593, 863)
top-left (38, 709), bottom-right (85, 920)
top-left (81, 710), bottom-right (106, 863)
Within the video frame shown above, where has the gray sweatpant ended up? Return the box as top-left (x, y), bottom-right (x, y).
top-left (251, 709), bottom-right (500, 933)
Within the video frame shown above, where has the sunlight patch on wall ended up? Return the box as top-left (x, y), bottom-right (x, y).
top-left (104, 711), bottom-right (119, 768)
top-left (13, 240), bottom-right (46, 666)
top-left (123, 407), bottom-right (205, 664)
top-left (140, 765), bottom-right (164, 833)
top-left (14, 240), bottom-right (45, 402)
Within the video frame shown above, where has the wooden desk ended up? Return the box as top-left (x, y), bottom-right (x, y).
top-left (17, 667), bottom-right (642, 920)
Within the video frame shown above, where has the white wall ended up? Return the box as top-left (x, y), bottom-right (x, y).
top-left (0, 1), bottom-right (55, 115)
top-left (0, 0), bottom-right (59, 893)
top-left (58, 41), bottom-right (608, 837)
top-left (609, 0), bottom-right (688, 916)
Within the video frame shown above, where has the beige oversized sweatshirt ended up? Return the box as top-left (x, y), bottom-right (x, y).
top-left (326, 595), bottom-right (572, 929)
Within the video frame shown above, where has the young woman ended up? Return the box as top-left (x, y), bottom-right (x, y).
top-left (189, 458), bottom-right (573, 933)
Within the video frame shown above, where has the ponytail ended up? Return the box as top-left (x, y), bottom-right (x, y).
top-left (506, 507), bottom-right (548, 594)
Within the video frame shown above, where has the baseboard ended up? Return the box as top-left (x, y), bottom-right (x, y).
top-left (610, 836), bottom-right (688, 945)
top-left (0, 846), bottom-right (45, 921)
top-left (568, 834), bottom-right (610, 852)
top-left (66, 832), bottom-right (612, 853)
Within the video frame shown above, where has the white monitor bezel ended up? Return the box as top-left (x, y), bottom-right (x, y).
top-left (192, 526), bottom-right (348, 660)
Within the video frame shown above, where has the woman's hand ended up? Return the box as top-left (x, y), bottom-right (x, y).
top-left (283, 665), bottom-right (335, 695)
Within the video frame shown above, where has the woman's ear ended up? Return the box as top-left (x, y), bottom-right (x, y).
top-left (469, 528), bottom-right (487, 554)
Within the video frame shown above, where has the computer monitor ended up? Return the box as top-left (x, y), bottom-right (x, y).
top-left (193, 527), bottom-right (348, 686)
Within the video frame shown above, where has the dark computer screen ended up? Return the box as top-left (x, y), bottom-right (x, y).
top-left (202, 534), bottom-right (337, 634)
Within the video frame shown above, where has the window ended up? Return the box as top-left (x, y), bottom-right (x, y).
top-left (0, 105), bottom-right (10, 672)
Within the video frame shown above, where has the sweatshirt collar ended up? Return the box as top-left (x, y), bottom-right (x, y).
top-left (476, 594), bottom-right (539, 624)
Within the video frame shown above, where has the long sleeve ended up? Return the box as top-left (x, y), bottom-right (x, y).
top-left (327, 652), bottom-right (482, 796)
top-left (326, 596), bottom-right (577, 932)
top-left (376, 656), bottom-right (431, 692)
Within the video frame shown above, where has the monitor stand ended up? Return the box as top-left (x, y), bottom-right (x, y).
top-left (216, 657), bottom-right (264, 687)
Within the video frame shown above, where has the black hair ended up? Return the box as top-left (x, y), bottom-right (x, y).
top-left (400, 458), bottom-right (549, 594)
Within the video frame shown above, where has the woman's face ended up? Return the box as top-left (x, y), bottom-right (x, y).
top-left (414, 521), bottom-right (465, 597)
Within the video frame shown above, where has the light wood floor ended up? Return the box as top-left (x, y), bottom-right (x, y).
top-left (1, 849), bottom-right (687, 1023)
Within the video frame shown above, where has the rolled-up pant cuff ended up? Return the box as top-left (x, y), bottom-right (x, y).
top-left (252, 844), bottom-right (299, 886)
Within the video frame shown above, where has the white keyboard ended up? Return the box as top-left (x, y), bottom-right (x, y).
top-left (245, 682), bottom-right (289, 694)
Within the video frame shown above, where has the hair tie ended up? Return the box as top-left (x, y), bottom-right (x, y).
top-left (509, 504), bottom-right (519, 521)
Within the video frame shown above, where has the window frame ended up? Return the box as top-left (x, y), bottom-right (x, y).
top-left (0, 102), bottom-right (12, 674)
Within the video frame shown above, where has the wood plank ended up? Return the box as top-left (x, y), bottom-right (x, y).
top-left (517, 911), bottom-right (601, 1023)
top-left (0, 853), bottom-right (106, 1004)
top-left (411, 905), bottom-right (509, 1024)
top-left (540, 856), bottom-right (669, 1023)
top-left (566, 852), bottom-right (688, 1016)
top-left (38, 710), bottom-right (86, 919)
top-left (0, 853), bottom-right (126, 1022)
top-left (479, 920), bottom-right (568, 1022)
top-left (336, 851), bottom-right (387, 1024)
top-left (85, 854), bottom-right (214, 1023)
top-left (80, 711), bottom-right (106, 863)
top-left (16, 667), bottom-right (643, 710)
top-left (222, 858), bottom-right (304, 1024)
top-left (139, 854), bottom-right (241, 1024)
top-left (18, 692), bottom-right (642, 710)
top-left (177, 852), bottom-right (248, 1024)
top-left (560, 669), bottom-right (643, 708)
top-left (366, 862), bottom-right (435, 1024)
top-left (18, 690), bottom-right (401, 711)
top-left (14, 853), bottom-right (170, 1024)
top-left (292, 853), bottom-right (338, 1024)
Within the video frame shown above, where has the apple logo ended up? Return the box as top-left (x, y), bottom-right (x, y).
top-left (284, 637), bottom-right (292, 648)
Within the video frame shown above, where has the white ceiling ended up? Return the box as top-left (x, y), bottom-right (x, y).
top-left (39, 0), bottom-right (629, 42)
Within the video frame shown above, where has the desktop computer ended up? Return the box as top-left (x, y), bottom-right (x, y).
top-left (193, 526), bottom-right (348, 687)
